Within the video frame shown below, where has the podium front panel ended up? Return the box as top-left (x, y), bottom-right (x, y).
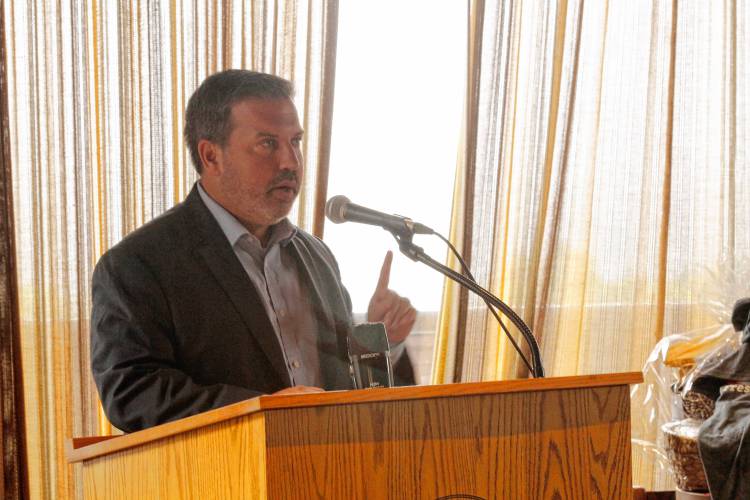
top-left (263, 384), bottom-right (632, 499)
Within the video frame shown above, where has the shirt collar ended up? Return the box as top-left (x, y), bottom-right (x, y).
top-left (196, 181), bottom-right (297, 249)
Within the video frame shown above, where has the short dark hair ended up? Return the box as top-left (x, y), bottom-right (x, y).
top-left (184, 70), bottom-right (294, 173)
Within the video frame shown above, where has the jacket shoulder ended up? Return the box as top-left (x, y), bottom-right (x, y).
top-left (126, 202), bottom-right (190, 246)
top-left (95, 199), bottom-right (198, 274)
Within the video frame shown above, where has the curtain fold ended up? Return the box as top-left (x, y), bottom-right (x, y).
top-left (3, 1), bottom-right (338, 498)
top-left (0, 1), bottom-right (27, 497)
top-left (435, 0), bottom-right (749, 489)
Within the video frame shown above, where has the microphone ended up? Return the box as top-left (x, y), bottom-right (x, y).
top-left (325, 195), bottom-right (433, 236)
top-left (348, 323), bottom-right (394, 389)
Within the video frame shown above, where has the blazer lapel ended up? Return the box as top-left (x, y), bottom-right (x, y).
top-left (289, 238), bottom-right (336, 333)
top-left (289, 237), bottom-right (352, 389)
top-left (184, 187), bottom-right (291, 387)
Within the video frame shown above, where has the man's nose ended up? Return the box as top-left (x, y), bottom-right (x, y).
top-left (277, 142), bottom-right (302, 171)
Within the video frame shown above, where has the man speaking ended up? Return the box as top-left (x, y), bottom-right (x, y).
top-left (90, 70), bottom-right (417, 433)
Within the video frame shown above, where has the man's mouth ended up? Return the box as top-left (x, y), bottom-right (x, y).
top-left (268, 183), bottom-right (298, 201)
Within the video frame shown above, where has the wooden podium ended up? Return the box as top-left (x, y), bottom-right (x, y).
top-left (67, 372), bottom-right (642, 499)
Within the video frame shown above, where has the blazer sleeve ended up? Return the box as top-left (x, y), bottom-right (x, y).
top-left (90, 249), bottom-right (259, 433)
top-left (392, 348), bottom-right (416, 386)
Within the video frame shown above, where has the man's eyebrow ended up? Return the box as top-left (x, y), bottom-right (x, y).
top-left (255, 130), bottom-right (305, 137)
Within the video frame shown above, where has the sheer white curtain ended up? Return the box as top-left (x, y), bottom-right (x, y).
top-left (4, 1), bottom-right (337, 498)
top-left (434, 0), bottom-right (749, 489)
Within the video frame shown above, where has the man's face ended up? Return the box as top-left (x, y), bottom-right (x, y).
top-left (200, 97), bottom-right (304, 237)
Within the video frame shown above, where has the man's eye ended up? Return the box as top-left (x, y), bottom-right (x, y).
top-left (261, 138), bottom-right (277, 148)
top-left (291, 137), bottom-right (303, 147)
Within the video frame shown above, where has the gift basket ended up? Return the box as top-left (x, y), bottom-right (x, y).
top-left (631, 260), bottom-right (750, 497)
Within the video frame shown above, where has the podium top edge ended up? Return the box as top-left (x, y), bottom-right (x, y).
top-left (258, 372), bottom-right (644, 410)
top-left (67, 371), bottom-right (643, 463)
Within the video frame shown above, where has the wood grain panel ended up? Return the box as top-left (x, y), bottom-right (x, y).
top-left (69, 374), bottom-right (640, 499)
top-left (263, 385), bottom-right (632, 500)
top-left (81, 413), bottom-right (267, 500)
top-left (67, 373), bottom-right (642, 462)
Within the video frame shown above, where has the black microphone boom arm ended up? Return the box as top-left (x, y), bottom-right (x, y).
top-left (393, 234), bottom-right (545, 378)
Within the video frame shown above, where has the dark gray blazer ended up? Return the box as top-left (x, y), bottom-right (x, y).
top-left (91, 185), bottom-right (414, 433)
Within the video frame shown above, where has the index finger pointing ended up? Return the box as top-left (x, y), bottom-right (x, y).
top-left (375, 250), bottom-right (393, 293)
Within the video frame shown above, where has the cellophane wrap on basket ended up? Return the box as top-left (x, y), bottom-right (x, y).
top-left (630, 259), bottom-right (749, 490)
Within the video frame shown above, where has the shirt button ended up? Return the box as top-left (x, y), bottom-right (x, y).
top-left (291, 360), bottom-right (300, 369)
top-left (278, 308), bottom-right (286, 317)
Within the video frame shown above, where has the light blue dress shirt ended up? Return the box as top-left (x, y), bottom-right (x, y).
top-left (197, 183), bottom-right (322, 387)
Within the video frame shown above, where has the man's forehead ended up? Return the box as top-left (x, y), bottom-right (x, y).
top-left (229, 97), bottom-right (301, 129)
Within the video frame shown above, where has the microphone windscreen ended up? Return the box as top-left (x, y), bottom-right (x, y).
top-left (350, 323), bottom-right (390, 354)
top-left (325, 195), bottom-right (350, 224)
top-left (349, 323), bottom-right (394, 389)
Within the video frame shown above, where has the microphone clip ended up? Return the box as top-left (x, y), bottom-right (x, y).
top-left (389, 229), bottom-right (424, 262)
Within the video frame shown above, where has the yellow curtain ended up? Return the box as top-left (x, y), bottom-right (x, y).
top-left (3, 1), bottom-right (338, 498)
top-left (434, 0), bottom-right (749, 489)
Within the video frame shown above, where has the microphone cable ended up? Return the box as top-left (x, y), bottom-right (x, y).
top-left (432, 231), bottom-right (535, 376)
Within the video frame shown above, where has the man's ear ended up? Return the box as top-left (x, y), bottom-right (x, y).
top-left (197, 139), bottom-right (222, 176)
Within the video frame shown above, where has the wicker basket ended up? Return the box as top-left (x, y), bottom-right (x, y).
top-left (681, 390), bottom-right (715, 420)
top-left (662, 419), bottom-right (708, 492)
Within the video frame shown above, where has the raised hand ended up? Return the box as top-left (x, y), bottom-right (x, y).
top-left (367, 251), bottom-right (417, 344)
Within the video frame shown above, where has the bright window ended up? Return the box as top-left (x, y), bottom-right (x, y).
top-left (325, 1), bottom-right (467, 384)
